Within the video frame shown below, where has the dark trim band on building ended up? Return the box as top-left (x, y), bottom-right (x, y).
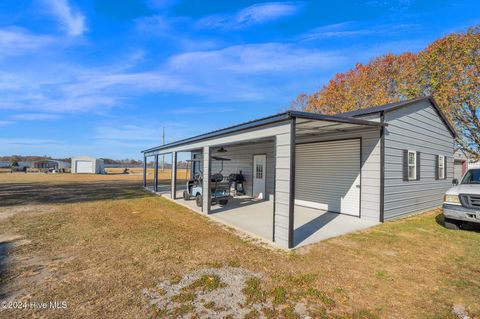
top-left (142, 111), bottom-right (385, 155)
top-left (379, 111), bottom-right (385, 222)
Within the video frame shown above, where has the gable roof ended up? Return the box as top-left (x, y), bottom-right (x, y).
top-left (337, 96), bottom-right (457, 138)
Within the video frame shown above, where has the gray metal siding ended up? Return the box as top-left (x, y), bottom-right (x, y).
top-left (274, 129), bottom-right (292, 248)
top-left (295, 127), bottom-right (381, 221)
top-left (202, 146), bottom-right (210, 212)
top-left (383, 100), bottom-right (454, 219)
top-left (210, 141), bottom-right (275, 198)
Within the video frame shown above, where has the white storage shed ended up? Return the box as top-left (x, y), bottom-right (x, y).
top-left (71, 156), bottom-right (105, 174)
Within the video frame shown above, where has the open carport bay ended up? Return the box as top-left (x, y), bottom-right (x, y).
top-left (144, 113), bottom-right (384, 248)
top-left (174, 196), bottom-right (378, 248)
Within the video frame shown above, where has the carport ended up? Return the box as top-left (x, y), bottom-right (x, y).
top-left (142, 111), bottom-right (384, 249)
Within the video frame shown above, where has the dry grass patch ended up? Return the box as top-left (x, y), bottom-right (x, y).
top-left (0, 173), bottom-right (479, 318)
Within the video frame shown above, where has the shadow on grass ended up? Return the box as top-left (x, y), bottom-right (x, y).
top-left (0, 180), bottom-right (153, 207)
top-left (435, 213), bottom-right (480, 233)
top-left (0, 240), bottom-right (13, 300)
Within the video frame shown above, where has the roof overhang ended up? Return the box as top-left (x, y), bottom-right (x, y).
top-left (142, 111), bottom-right (385, 154)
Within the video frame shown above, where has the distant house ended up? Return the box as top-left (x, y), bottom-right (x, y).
top-left (33, 160), bottom-right (71, 171)
top-left (453, 150), bottom-right (468, 180)
top-left (71, 156), bottom-right (105, 174)
top-left (453, 150), bottom-right (480, 180)
top-left (0, 161), bottom-right (11, 168)
top-left (17, 161), bottom-right (33, 169)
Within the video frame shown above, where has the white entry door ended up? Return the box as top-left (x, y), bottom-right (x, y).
top-left (253, 155), bottom-right (266, 199)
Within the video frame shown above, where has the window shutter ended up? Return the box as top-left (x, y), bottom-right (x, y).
top-left (416, 151), bottom-right (421, 181)
top-left (435, 155), bottom-right (439, 180)
top-left (444, 156), bottom-right (447, 179)
top-left (403, 150), bottom-right (408, 181)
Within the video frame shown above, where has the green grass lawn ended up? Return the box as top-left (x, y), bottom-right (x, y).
top-left (0, 174), bottom-right (479, 318)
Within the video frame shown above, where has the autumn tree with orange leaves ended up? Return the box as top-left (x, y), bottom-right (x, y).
top-left (295, 26), bottom-right (480, 158)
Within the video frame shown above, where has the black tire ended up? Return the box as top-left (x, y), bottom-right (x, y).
top-left (444, 217), bottom-right (461, 230)
top-left (196, 194), bottom-right (203, 207)
top-left (218, 199), bottom-right (228, 206)
top-left (183, 191), bottom-right (190, 200)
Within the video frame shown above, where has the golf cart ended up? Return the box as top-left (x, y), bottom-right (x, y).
top-left (183, 156), bottom-right (231, 207)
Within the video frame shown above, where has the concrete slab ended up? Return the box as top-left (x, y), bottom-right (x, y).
top-left (210, 197), bottom-right (273, 241)
top-left (293, 205), bottom-right (379, 247)
top-left (167, 195), bottom-right (379, 248)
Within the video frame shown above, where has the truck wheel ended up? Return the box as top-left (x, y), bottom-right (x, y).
top-left (183, 191), bottom-right (190, 200)
top-left (219, 199), bottom-right (228, 206)
top-left (196, 194), bottom-right (203, 207)
top-left (444, 218), bottom-right (461, 230)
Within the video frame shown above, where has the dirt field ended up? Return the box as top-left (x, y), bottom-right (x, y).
top-left (0, 173), bottom-right (479, 318)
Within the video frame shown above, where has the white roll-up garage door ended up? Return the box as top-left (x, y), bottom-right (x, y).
top-left (76, 160), bottom-right (94, 173)
top-left (295, 139), bottom-right (361, 216)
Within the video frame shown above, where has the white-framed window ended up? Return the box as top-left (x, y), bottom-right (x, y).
top-left (255, 163), bottom-right (263, 179)
top-left (408, 150), bottom-right (417, 180)
top-left (438, 155), bottom-right (445, 179)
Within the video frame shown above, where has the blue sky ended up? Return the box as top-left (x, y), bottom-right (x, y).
top-left (0, 0), bottom-right (478, 159)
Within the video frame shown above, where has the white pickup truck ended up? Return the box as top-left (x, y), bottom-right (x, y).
top-left (443, 168), bottom-right (480, 229)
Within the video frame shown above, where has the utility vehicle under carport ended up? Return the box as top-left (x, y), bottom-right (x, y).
top-left (183, 156), bottom-right (231, 207)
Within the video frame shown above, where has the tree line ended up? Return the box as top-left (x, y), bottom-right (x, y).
top-left (292, 26), bottom-right (480, 159)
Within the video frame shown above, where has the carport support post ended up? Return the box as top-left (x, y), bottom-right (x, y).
top-left (273, 119), bottom-right (295, 249)
top-left (202, 146), bottom-right (211, 213)
top-left (143, 156), bottom-right (147, 187)
top-left (153, 155), bottom-right (159, 192)
top-left (171, 152), bottom-right (177, 199)
top-left (288, 119), bottom-right (296, 248)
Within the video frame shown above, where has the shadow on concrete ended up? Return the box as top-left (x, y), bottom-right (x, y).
top-left (209, 198), bottom-right (266, 214)
top-left (0, 180), bottom-right (152, 207)
top-left (294, 212), bottom-right (340, 247)
top-left (435, 213), bottom-right (480, 233)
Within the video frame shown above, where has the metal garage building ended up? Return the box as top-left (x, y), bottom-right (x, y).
top-left (71, 156), bottom-right (105, 174)
top-left (141, 97), bottom-right (456, 249)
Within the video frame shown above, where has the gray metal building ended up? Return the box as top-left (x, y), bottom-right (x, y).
top-left (142, 96), bottom-right (456, 249)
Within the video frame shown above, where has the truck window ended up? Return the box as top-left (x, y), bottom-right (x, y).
top-left (461, 169), bottom-right (480, 184)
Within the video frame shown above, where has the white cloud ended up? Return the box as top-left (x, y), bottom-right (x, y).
top-left (10, 113), bottom-right (62, 121)
top-left (197, 2), bottom-right (303, 30)
top-left (0, 121), bottom-right (12, 126)
top-left (301, 21), bottom-right (420, 41)
top-left (168, 43), bottom-right (345, 74)
top-left (0, 41), bottom-right (349, 113)
top-left (0, 27), bottom-right (54, 58)
top-left (43, 0), bottom-right (86, 36)
top-left (135, 15), bottom-right (172, 36)
top-left (0, 138), bottom-right (60, 145)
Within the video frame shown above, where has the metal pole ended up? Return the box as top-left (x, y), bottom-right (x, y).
top-left (171, 152), bottom-right (177, 199)
top-left (154, 154), bottom-right (159, 192)
top-left (161, 127), bottom-right (165, 172)
top-left (143, 156), bottom-right (147, 187)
